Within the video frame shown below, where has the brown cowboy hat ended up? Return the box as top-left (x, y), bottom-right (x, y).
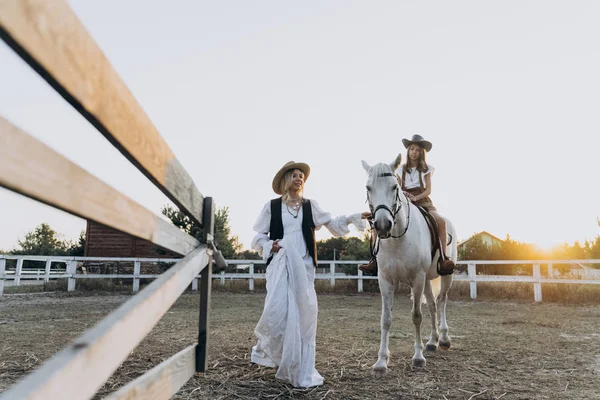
top-left (272, 161), bottom-right (311, 195)
top-left (402, 134), bottom-right (432, 152)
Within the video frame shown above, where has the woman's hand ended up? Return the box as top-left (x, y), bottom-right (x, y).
top-left (272, 239), bottom-right (281, 253)
top-left (361, 211), bottom-right (372, 220)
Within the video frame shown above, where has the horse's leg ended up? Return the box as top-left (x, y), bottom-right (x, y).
top-left (423, 279), bottom-right (439, 351)
top-left (438, 275), bottom-right (453, 349)
top-left (372, 278), bottom-right (395, 377)
top-left (411, 274), bottom-right (426, 367)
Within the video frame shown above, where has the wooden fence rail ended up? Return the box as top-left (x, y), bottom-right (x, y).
top-left (3, 255), bottom-right (600, 302)
top-left (0, 0), bottom-right (205, 228)
top-left (0, 0), bottom-right (217, 398)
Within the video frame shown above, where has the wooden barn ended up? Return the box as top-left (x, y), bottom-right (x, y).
top-left (457, 230), bottom-right (504, 250)
top-left (84, 220), bottom-right (180, 258)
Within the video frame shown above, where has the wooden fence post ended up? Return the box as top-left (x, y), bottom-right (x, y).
top-left (358, 268), bottom-right (363, 293)
top-left (249, 263), bottom-right (255, 292)
top-left (468, 262), bottom-right (477, 299)
top-left (220, 270), bottom-right (225, 286)
top-left (15, 257), bottom-right (23, 286)
top-left (67, 260), bottom-right (77, 292)
top-left (197, 197), bottom-right (214, 373)
top-left (132, 261), bottom-right (141, 292)
top-left (547, 263), bottom-right (553, 278)
top-left (0, 258), bottom-right (5, 296)
top-left (329, 261), bottom-right (336, 287)
top-left (533, 263), bottom-right (542, 302)
top-left (44, 259), bottom-right (52, 282)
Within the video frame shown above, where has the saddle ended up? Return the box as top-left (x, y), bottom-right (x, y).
top-left (360, 205), bottom-right (454, 277)
top-left (413, 204), bottom-right (454, 276)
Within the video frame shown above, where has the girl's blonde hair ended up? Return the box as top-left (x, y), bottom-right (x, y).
top-left (280, 169), bottom-right (305, 202)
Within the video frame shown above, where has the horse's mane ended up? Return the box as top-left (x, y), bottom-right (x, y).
top-left (368, 162), bottom-right (406, 206)
top-left (369, 163), bottom-right (395, 180)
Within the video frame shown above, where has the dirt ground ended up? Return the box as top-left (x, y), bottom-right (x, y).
top-left (1, 291), bottom-right (599, 399)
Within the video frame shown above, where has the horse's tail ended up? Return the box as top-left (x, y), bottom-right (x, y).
top-left (417, 277), bottom-right (441, 304)
top-left (430, 276), bottom-right (442, 300)
top-left (446, 219), bottom-right (458, 263)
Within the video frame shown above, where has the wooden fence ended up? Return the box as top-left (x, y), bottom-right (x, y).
top-left (0, 1), bottom-right (221, 398)
top-left (3, 255), bottom-right (600, 302)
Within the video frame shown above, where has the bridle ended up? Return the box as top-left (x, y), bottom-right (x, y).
top-left (367, 172), bottom-right (411, 237)
top-left (366, 171), bottom-right (412, 258)
top-left (369, 174), bottom-right (402, 220)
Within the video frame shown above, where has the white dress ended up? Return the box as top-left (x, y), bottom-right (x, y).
top-left (250, 199), bottom-right (366, 387)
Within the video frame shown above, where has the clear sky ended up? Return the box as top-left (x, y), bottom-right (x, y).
top-left (1, 1), bottom-right (599, 252)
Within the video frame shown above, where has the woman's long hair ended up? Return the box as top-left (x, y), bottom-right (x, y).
top-left (402, 145), bottom-right (428, 179)
top-left (280, 169), bottom-right (304, 202)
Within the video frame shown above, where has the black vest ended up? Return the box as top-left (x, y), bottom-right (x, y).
top-left (267, 197), bottom-right (317, 267)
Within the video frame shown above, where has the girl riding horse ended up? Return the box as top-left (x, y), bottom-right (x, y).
top-left (360, 134), bottom-right (455, 275)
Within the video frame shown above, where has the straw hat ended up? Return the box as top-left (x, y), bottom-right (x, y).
top-left (272, 161), bottom-right (310, 195)
top-left (402, 134), bottom-right (433, 152)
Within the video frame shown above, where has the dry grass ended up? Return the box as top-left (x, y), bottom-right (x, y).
top-left (2, 279), bottom-right (131, 295)
top-left (2, 292), bottom-right (600, 399)
top-left (1, 279), bottom-right (68, 294)
top-left (213, 278), bottom-right (600, 305)
top-left (211, 278), bottom-right (405, 295)
top-left (448, 281), bottom-right (600, 304)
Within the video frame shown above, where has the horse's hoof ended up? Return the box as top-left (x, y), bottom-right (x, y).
top-left (412, 357), bottom-right (426, 368)
top-left (425, 343), bottom-right (438, 352)
top-left (439, 340), bottom-right (451, 350)
top-left (372, 365), bottom-right (388, 378)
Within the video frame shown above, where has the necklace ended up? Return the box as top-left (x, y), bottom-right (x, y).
top-left (285, 198), bottom-right (302, 218)
top-left (286, 198), bottom-right (301, 208)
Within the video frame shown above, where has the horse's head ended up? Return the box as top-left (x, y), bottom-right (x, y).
top-left (362, 154), bottom-right (404, 238)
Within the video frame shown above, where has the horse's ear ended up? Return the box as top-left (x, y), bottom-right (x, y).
top-left (390, 153), bottom-right (402, 171)
top-left (361, 160), bottom-right (371, 172)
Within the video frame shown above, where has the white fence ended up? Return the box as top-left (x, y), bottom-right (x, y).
top-left (2, 255), bottom-right (600, 302)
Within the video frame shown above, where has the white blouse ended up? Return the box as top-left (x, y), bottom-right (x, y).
top-left (251, 199), bottom-right (366, 261)
top-left (396, 163), bottom-right (435, 190)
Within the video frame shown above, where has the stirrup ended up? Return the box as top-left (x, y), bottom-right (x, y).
top-left (359, 258), bottom-right (378, 276)
top-left (437, 257), bottom-right (455, 276)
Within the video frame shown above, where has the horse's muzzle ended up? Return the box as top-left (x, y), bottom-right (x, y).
top-left (374, 218), bottom-right (393, 238)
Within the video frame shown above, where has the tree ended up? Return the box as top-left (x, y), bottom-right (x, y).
top-left (316, 234), bottom-right (371, 274)
top-left (458, 233), bottom-right (545, 275)
top-left (10, 223), bottom-right (72, 256)
top-left (457, 234), bottom-right (495, 274)
top-left (160, 204), bottom-right (242, 259)
top-left (214, 207), bottom-right (242, 258)
top-left (161, 205), bottom-right (202, 240)
top-left (585, 237), bottom-right (600, 260)
top-left (67, 230), bottom-right (86, 256)
top-left (488, 235), bottom-right (544, 275)
top-left (458, 234), bottom-right (492, 261)
top-left (316, 237), bottom-right (349, 261)
top-left (584, 218), bottom-right (600, 261)
top-left (236, 249), bottom-right (261, 260)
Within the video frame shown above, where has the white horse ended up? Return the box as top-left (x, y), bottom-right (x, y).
top-left (362, 154), bottom-right (457, 376)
